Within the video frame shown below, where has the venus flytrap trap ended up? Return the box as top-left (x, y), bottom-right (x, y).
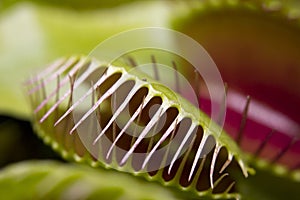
top-left (26, 54), bottom-right (252, 199)
top-left (1, 0), bottom-right (300, 199)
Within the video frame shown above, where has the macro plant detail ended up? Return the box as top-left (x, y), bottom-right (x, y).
top-left (26, 55), bottom-right (250, 199)
top-left (0, 0), bottom-right (299, 200)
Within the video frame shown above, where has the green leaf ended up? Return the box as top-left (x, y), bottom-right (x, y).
top-left (0, 160), bottom-right (184, 200)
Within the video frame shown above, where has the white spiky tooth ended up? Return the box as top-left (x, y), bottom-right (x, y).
top-left (168, 122), bottom-right (197, 174)
top-left (120, 101), bottom-right (168, 166)
top-left (238, 159), bottom-right (249, 178)
top-left (142, 115), bottom-right (183, 170)
top-left (34, 57), bottom-right (81, 111)
top-left (188, 133), bottom-right (209, 182)
top-left (210, 144), bottom-right (222, 189)
top-left (220, 153), bottom-right (233, 174)
top-left (30, 57), bottom-right (77, 95)
top-left (53, 65), bottom-right (113, 126)
top-left (104, 93), bottom-right (153, 158)
top-left (39, 58), bottom-right (102, 123)
top-left (69, 74), bottom-right (129, 134)
top-left (95, 80), bottom-right (146, 141)
top-left (25, 57), bottom-right (66, 86)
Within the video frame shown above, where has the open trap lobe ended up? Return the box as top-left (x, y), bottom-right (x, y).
top-left (27, 56), bottom-right (250, 199)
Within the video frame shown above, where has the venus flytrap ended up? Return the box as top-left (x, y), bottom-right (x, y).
top-left (27, 55), bottom-right (251, 199)
top-left (0, 0), bottom-right (300, 199)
